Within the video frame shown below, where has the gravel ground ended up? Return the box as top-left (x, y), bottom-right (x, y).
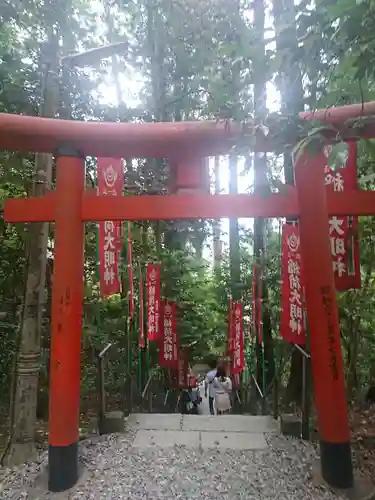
top-left (0, 424), bottom-right (346, 500)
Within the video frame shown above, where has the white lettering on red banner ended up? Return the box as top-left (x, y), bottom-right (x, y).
top-left (98, 158), bottom-right (124, 297)
top-left (328, 216), bottom-right (347, 278)
top-left (159, 301), bottom-right (179, 368)
top-left (323, 143), bottom-right (360, 290)
top-left (139, 266), bottom-right (145, 349)
top-left (146, 264), bottom-right (161, 341)
top-left (232, 301), bottom-right (244, 374)
top-left (280, 224), bottom-right (306, 345)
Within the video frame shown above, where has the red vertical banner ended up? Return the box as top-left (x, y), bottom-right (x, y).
top-left (324, 142), bottom-right (360, 290)
top-left (232, 301), bottom-right (244, 374)
top-left (146, 263), bottom-right (161, 341)
top-left (139, 265), bottom-right (145, 349)
top-left (188, 373), bottom-right (197, 388)
top-left (98, 222), bottom-right (122, 296)
top-left (280, 224), bottom-right (306, 344)
top-left (127, 221), bottom-right (134, 317)
top-left (232, 373), bottom-right (240, 389)
top-left (98, 158), bottom-right (123, 297)
top-left (178, 349), bottom-right (189, 388)
top-left (97, 158), bottom-right (124, 195)
top-left (159, 301), bottom-right (179, 368)
top-left (227, 295), bottom-right (234, 354)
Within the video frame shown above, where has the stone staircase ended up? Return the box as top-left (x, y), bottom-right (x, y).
top-left (127, 413), bottom-right (279, 451)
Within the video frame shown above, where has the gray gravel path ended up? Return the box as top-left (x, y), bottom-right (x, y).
top-left (0, 424), bottom-right (345, 499)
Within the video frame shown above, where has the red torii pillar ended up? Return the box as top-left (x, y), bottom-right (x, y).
top-left (48, 146), bottom-right (85, 491)
top-left (169, 155), bottom-right (210, 194)
top-left (295, 150), bottom-right (352, 489)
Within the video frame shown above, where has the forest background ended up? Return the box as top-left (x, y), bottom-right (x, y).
top-left (1, 0), bottom-right (375, 467)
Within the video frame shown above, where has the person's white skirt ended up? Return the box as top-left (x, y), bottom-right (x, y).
top-left (215, 393), bottom-right (231, 413)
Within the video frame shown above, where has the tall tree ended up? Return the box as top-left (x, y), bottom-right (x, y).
top-left (213, 157), bottom-right (222, 268)
top-left (224, 0), bottom-right (242, 302)
top-left (253, 0), bottom-right (274, 395)
top-left (4, 14), bottom-right (60, 464)
top-left (273, 0), bottom-right (306, 405)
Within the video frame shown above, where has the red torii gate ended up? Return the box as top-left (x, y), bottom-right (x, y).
top-left (3, 102), bottom-right (375, 493)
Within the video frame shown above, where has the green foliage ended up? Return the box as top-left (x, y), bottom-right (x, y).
top-left (1, 0), bottom-right (375, 416)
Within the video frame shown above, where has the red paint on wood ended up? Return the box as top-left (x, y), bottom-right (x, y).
top-left (6, 189), bottom-right (375, 223)
top-left (0, 113), bottom-right (247, 158)
top-left (295, 150), bottom-right (350, 444)
top-left (49, 155), bottom-right (85, 447)
top-left (300, 100), bottom-right (375, 124)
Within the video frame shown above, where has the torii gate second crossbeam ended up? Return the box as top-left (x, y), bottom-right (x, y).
top-left (2, 107), bottom-right (375, 494)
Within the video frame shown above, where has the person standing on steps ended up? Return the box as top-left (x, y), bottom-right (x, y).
top-left (204, 361), bottom-right (217, 415)
top-left (213, 364), bottom-right (232, 415)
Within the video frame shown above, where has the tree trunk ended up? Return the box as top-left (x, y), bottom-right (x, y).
top-left (213, 156), bottom-right (222, 268)
top-left (229, 154), bottom-right (240, 301)
top-left (4, 32), bottom-right (60, 465)
top-left (191, 225), bottom-right (205, 260)
top-left (253, 0), bottom-right (274, 389)
top-left (147, 0), bottom-right (167, 123)
top-left (273, 0), bottom-right (305, 405)
top-left (104, 0), bottom-right (127, 112)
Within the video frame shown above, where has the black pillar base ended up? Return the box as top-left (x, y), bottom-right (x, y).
top-left (320, 439), bottom-right (353, 489)
top-left (48, 441), bottom-right (78, 492)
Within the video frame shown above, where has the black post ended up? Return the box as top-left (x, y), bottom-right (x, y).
top-left (128, 317), bottom-right (133, 413)
top-left (98, 356), bottom-right (105, 434)
top-left (301, 353), bottom-right (311, 440)
top-left (261, 380), bottom-right (267, 415)
top-left (273, 376), bottom-right (279, 421)
top-left (97, 343), bottom-right (113, 435)
top-left (294, 343), bottom-right (311, 440)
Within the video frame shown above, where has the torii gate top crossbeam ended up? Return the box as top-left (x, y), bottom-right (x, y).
top-left (299, 100), bottom-right (375, 124)
top-left (1, 100), bottom-right (375, 159)
top-left (0, 113), bottom-right (244, 158)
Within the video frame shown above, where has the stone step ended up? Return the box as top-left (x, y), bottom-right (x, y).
top-left (128, 413), bottom-right (279, 434)
top-left (127, 413), bottom-right (182, 430)
top-left (132, 429), bottom-right (268, 450)
top-left (183, 414), bottom-right (279, 433)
